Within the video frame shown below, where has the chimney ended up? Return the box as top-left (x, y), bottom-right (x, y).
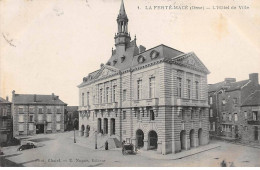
top-left (249, 73), bottom-right (259, 85)
top-left (139, 45), bottom-right (146, 53)
top-left (12, 90), bottom-right (15, 102)
top-left (225, 78), bottom-right (236, 84)
top-left (52, 93), bottom-right (55, 100)
top-left (6, 96), bottom-right (9, 101)
top-left (34, 94), bottom-right (37, 102)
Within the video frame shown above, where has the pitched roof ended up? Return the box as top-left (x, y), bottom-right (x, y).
top-left (226, 80), bottom-right (250, 92)
top-left (208, 79), bottom-right (250, 93)
top-left (13, 94), bottom-right (67, 105)
top-left (0, 97), bottom-right (11, 104)
top-left (242, 90), bottom-right (260, 106)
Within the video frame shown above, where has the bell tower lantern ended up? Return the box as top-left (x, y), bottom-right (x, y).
top-left (114, 0), bottom-right (131, 54)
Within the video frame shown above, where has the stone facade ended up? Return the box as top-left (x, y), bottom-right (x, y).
top-left (208, 73), bottom-right (260, 144)
top-left (0, 97), bottom-right (12, 145)
top-left (12, 91), bottom-right (67, 136)
top-left (78, 0), bottom-right (210, 155)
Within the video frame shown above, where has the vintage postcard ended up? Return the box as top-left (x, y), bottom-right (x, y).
top-left (0, 0), bottom-right (260, 167)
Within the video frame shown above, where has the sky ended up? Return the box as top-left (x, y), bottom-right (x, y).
top-left (0, 0), bottom-right (260, 106)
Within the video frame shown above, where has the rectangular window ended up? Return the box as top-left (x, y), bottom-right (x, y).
top-left (56, 123), bottom-right (61, 131)
top-left (47, 123), bottom-right (52, 130)
top-left (234, 113), bottom-right (238, 122)
top-left (56, 114), bottom-right (61, 122)
top-left (29, 123), bottom-right (34, 131)
top-left (244, 111), bottom-right (247, 119)
top-left (233, 98), bottom-right (238, 104)
top-left (199, 110), bottom-right (202, 120)
top-left (18, 108), bottom-right (23, 113)
top-left (253, 111), bottom-right (258, 121)
top-left (137, 79), bottom-right (142, 100)
top-left (100, 89), bottom-right (103, 103)
top-left (29, 115), bottom-right (34, 122)
top-left (87, 92), bottom-right (90, 105)
top-left (47, 108), bottom-right (52, 113)
top-left (222, 99), bottom-right (226, 105)
top-left (209, 109), bottom-right (213, 117)
top-left (186, 79), bottom-right (191, 99)
top-left (229, 113), bottom-right (232, 121)
top-left (18, 115), bottom-right (24, 122)
top-left (106, 87), bottom-right (109, 103)
top-left (213, 122), bottom-right (215, 131)
top-left (47, 114), bottom-right (52, 122)
top-left (149, 77), bottom-right (155, 98)
top-left (222, 113), bottom-right (225, 121)
top-left (113, 85), bottom-right (117, 102)
top-left (177, 77), bottom-right (182, 98)
top-left (57, 108), bottom-right (61, 113)
top-left (18, 124), bottom-right (24, 131)
top-left (195, 81), bottom-right (199, 99)
top-left (209, 97), bottom-right (213, 104)
top-left (38, 114), bottom-right (43, 121)
top-left (29, 107), bottom-right (34, 113)
top-left (150, 110), bottom-right (155, 121)
top-left (39, 108), bottom-right (43, 114)
top-left (123, 89), bottom-right (127, 101)
top-left (82, 93), bottom-right (84, 106)
top-left (123, 111), bottom-right (126, 120)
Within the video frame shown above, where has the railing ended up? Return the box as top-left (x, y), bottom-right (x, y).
top-left (176, 98), bottom-right (207, 107)
top-left (247, 120), bottom-right (260, 125)
top-left (93, 102), bottom-right (118, 110)
top-left (133, 98), bottom-right (159, 107)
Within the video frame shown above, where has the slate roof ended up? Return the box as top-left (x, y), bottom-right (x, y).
top-left (208, 80), bottom-right (250, 93)
top-left (13, 94), bottom-right (67, 105)
top-left (242, 90), bottom-right (260, 106)
top-left (0, 97), bottom-right (11, 104)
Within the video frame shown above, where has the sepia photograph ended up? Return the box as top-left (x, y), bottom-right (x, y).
top-left (0, 0), bottom-right (260, 167)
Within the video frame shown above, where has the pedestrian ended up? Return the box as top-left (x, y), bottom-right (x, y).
top-left (220, 159), bottom-right (227, 167)
top-left (105, 141), bottom-right (108, 150)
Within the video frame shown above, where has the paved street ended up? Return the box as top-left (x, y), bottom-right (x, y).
top-left (1, 131), bottom-right (260, 167)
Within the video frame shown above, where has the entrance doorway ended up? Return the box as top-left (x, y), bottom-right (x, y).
top-left (198, 128), bottom-right (203, 146)
top-left (255, 126), bottom-right (259, 141)
top-left (136, 129), bottom-right (144, 148)
top-left (104, 118), bottom-right (108, 134)
top-left (110, 118), bottom-right (115, 135)
top-left (98, 118), bottom-right (102, 133)
top-left (36, 124), bottom-right (44, 134)
top-left (190, 129), bottom-right (195, 148)
top-left (180, 130), bottom-right (186, 150)
top-left (148, 130), bottom-right (158, 150)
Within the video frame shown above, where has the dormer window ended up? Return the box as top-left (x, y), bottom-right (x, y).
top-left (113, 59), bottom-right (117, 65)
top-left (107, 62), bottom-right (111, 66)
top-left (150, 50), bottom-right (159, 59)
top-left (137, 55), bottom-right (145, 63)
top-left (121, 56), bottom-right (126, 63)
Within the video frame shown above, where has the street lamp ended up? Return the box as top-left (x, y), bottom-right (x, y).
top-left (73, 119), bottom-right (77, 143)
top-left (95, 130), bottom-right (97, 149)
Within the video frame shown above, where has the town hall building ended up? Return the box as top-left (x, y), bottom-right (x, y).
top-left (78, 0), bottom-right (210, 155)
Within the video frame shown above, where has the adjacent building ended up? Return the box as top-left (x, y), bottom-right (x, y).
top-left (0, 97), bottom-right (12, 145)
top-left (64, 106), bottom-right (79, 131)
top-left (78, 1), bottom-right (210, 155)
top-left (208, 73), bottom-right (260, 144)
top-left (240, 90), bottom-right (260, 144)
top-left (12, 91), bottom-right (67, 136)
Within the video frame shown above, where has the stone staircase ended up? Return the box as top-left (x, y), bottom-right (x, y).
top-left (77, 132), bottom-right (121, 150)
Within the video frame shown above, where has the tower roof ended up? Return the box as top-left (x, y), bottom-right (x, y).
top-left (118, 0), bottom-right (127, 19)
